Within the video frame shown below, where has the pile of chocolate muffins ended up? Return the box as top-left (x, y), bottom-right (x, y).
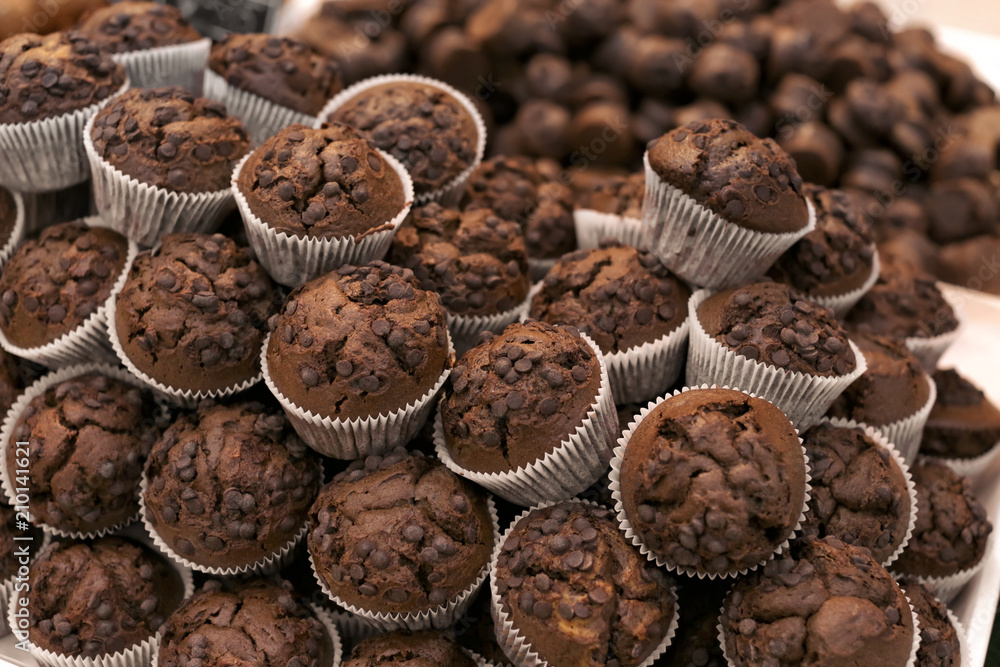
top-left (0, 1), bottom-right (996, 666)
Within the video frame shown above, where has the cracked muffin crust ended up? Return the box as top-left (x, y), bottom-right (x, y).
top-left (921, 368), bottom-right (1000, 460)
top-left (115, 233), bottom-right (276, 394)
top-left (0, 221), bottom-right (128, 349)
top-left (344, 629), bottom-right (477, 667)
top-left (495, 501), bottom-right (677, 667)
top-left (898, 578), bottom-right (962, 667)
top-left (440, 321), bottom-right (604, 474)
top-left (75, 2), bottom-right (202, 53)
top-left (308, 448), bottom-right (494, 615)
top-left (619, 387), bottom-right (807, 575)
top-left (7, 371), bottom-right (161, 534)
top-left (143, 400), bottom-right (322, 571)
top-left (238, 123), bottom-right (406, 239)
top-left (576, 172), bottom-right (645, 218)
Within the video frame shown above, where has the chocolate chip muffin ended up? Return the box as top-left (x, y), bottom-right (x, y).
top-left (0, 31), bottom-right (124, 124)
top-left (0, 503), bottom-right (43, 580)
top-left (266, 261), bottom-right (449, 420)
top-left (618, 387), bottom-right (807, 575)
top-left (325, 80), bottom-right (480, 196)
top-left (921, 368), bottom-right (1000, 460)
top-left (898, 578), bottom-right (962, 667)
top-left (495, 501), bottom-right (677, 667)
top-left (344, 630), bottom-right (476, 667)
top-left (440, 321), bottom-right (603, 474)
top-left (29, 537), bottom-right (183, 658)
top-left (576, 171), bottom-right (645, 218)
top-left (115, 233), bottom-right (276, 394)
top-left (158, 579), bottom-right (334, 667)
top-left (7, 370), bottom-right (161, 535)
top-left (209, 33), bottom-right (342, 116)
top-left (90, 87), bottom-right (249, 194)
top-left (308, 448), bottom-right (494, 615)
top-left (75, 2), bottom-right (202, 53)
top-left (143, 400), bottom-right (322, 571)
top-left (0, 221), bottom-right (128, 349)
top-left (721, 537), bottom-right (915, 667)
top-left (387, 202), bottom-right (529, 317)
top-left (646, 118), bottom-right (808, 233)
top-left (238, 123), bottom-right (407, 239)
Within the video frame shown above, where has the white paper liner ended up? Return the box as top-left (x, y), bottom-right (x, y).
top-left (902, 531), bottom-right (993, 605)
top-left (609, 385), bottom-right (812, 578)
top-left (685, 289), bottom-right (868, 430)
top-left (641, 153), bottom-right (817, 290)
top-left (948, 605), bottom-right (973, 667)
top-left (847, 371), bottom-right (937, 467)
top-left (310, 497), bottom-right (499, 633)
top-left (111, 38), bottom-right (211, 93)
top-left (315, 73), bottom-right (487, 206)
top-left (0, 188), bottom-right (25, 269)
top-left (446, 295), bottom-right (533, 350)
top-left (0, 79), bottom-right (129, 193)
top-left (232, 150), bottom-right (414, 287)
top-left (0, 533), bottom-right (51, 639)
top-left (488, 500), bottom-right (680, 667)
top-left (905, 284), bottom-right (963, 372)
top-left (433, 331), bottom-right (617, 506)
top-left (329, 610), bottom-right (380, 645)
top-left (574, 209), bottom-right (646, 251)
top-left (790, 249), bottom-right (881, 318)
top-left (921, 436), bottom-right (1000, 480)
top-left (203, 68), bottom-right (319, 147)
top-left (466, 650), bottom-right (498, 667)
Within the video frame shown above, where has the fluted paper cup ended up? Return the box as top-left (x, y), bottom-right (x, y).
top-left (574, 209), bottom-right (645, 250)
top-left (112, 39), bottom-right (211, 93)
top-left (0, 188), bottom-right (25, 269)
top-left (447, 296), bottom-right (533, 357)
top-left (921, 435), bottom-right (1000, 480)
top-left (790, 250), bottom-right (881, 318)
top-left (905, 285), bottom-right (963, 372)
top-left (203, 68), bottom-right (319, 147)
top-left (899, 531), bottom-right (993, 604)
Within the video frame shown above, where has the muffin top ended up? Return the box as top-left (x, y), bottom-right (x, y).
top-left (495, 501), bottom-right (677, 667)
top-left (576, 171), bottom-right (645, 218)
top-left (75, 2), bottom-right (201, 53)
top-left (922, 368), bottom-right (1000, 459)
top-left (326, 80), bottom-right (479, 196)
top-left (697, 281), bottom-right (858, 376)
top-left (898, 578), bottom-right (962, 667)
top-left (620, 387), bottom-right (806, 575)
top-left (91, 87), bottom-right (250, 194)
top-left (530, 242), bottom-right (690, 353)
top-left (8, 371), bottom-right (160, 535)
top-left (0, 221), bottom-right (128, 349)
top-left (646, 118), bottom-right (808, 234)
top-left (0, 187), bottom-right (17, 245)
top-left (238, 123), bottom-right (407, 239)
top-left (387, 202), bottom-right (529, 317)
top-left (308, 448), bottom-right (494, 615)
top-left (143, 400), bottom-right (322, 570)
top-left (158, 579), bottom-right (333, 667)
top-left (0, 31), bottom-right (124, 124)
top-left (30, 537), bottom-right (183, 658)
top-left (344, 630), bottom-right (476, 667)
top-left (0, 503), bottom-right (43, 580)
top-left (768, 184), bottom-right (877, 297)
top-left (208, 33), bottom-right (342, 116)
top-left (721, 537), bottom-right (915, 667)
top-left (115, 233), bottom-right (276, 393)
top-left (440, 321), bottom-right (603, 474)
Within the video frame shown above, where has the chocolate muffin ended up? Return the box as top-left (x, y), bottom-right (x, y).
top-left (143, 400), bottom-right (322, 571)
top-left (115, 233), bottom-right (276, 394)
top-left (921, 368), bottom-right (1000, 461)
top-left (646, 118), bottom-right (808, 233)
top-left (308, 448), bottom-right (494, 615)
top-left (721, 537), bottom-right (915, 667)
top-left (158, 579), bottom-right (334, 667)
top-left (440, 321), bottom-right (603, 474)
top-left (619, 387), bottom-right (807, 575)
top-left (75, 2), bottom-right (202, 53)
top-left (0, 503), bottom-right (43, 580)
top-left (800, 422), bottom-right (911, 564)
top-left (576, 171), bottom-right (645, 219)
top-left (344, 630), bottom-right (476, 667)
top-left (7, 371), bottom-right (161, 535)
top-left (899, 578), bottom-right (962, 667)
top-left (0, 221), bottom-right (128, 349)
top-left (386, 202), bottom-right (529, 317)
top-left (238, 123), bottom-right (407, 239)
top-left (529, 242), bottom-right (690, 353)
top-left (892, 462), bottom-right (992, 579)
top-left (266, 261), bottom-right (449, 420)
top-left (0, 31), bottom-right (124, 124)
top-left (29, 537), bottom-right (183, 658)
top-left (494, 501), bottom-right (677, 666)
top-left (209, 33), bottom-right (342, 116)
top-left (325, 80), bottom-right (480, 196)
top-left (90, 87), bottom-right (250, 194)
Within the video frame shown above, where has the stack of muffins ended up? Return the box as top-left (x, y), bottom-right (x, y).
top-left (0, 2), bottom-right (994, 667)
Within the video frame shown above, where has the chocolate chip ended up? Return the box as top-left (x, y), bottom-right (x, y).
top-left (300, 367), bottom-right (319, 387)
top-left (571, 365), bottom-right (589, 382)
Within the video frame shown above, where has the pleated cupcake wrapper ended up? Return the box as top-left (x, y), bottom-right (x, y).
top-left (0, 533), bottom-right (51, 639)
top-left (573, 209), bottom-right (645, 250)
top-left (685, 288), bottom-right (868, 430)
top-left (528, 257), bottom-right (557, 283)
top-left (0, 188), bottom-right (26, 269)
top-left (790, 249), bottom-right (881, 318)
top-left (466, 650), bottom-right (498, 667)
top-left (315, 73), bottom-right (487, 207)
top-left (445, 295), bottom-right (533, 350)
top-left (434, 331), bottom-right (617, 506)
top-left (641, 153), bottom-right (816, 290)
top-left (901, 530), bottom-right (993, 605)
top-left (488, 499), bottom-right (680, 667)
top-left (309, 497), bottom-right (499, 632)
top-left (111, 39), bottom-right (211, 93)
top-left (0, 79), bottom-right (130, 193)
top-left (232, 150), bottom-right (414, 288)
top-left (203, 68), bottom-right (319, 147)
top-left (328, 610), bottom-right (380, 645)
top-left (948, 605), bottom-right (973, 667)
top-left (905, 284), bottom-right (964, 373)
top-left (609, 384), bottom-right (812, 579)
top-left (921, 435), bottom-right (1000, 479)
top-left (817, 417), bottom-right (918, 568)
